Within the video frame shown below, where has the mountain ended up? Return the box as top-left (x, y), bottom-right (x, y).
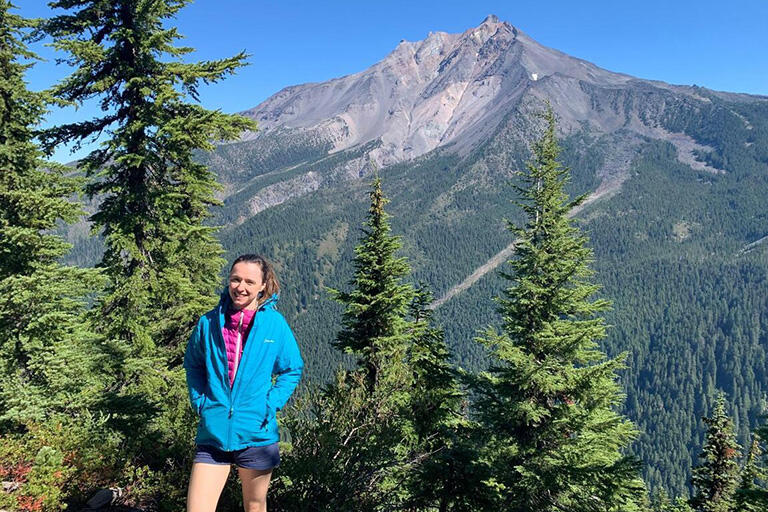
top-left (206, 14), bottom-right (754, 221)
top-left (67, 16), bottom-right (768, 496)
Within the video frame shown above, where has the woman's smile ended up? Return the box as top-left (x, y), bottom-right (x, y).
top-left (228, 261), bottom-right (267, 310)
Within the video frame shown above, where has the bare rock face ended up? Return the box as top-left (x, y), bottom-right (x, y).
top-left (214, 14), bottom-right (763, 216)
top-left (239, 16), bottom-right (723, 167)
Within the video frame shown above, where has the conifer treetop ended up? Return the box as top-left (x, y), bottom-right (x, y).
top-left (330, 175), bottom-right (414, 394)
top-left (690, 393), bottom-right (741, 512)
top-left (472, 104), bottom-right (643, 510)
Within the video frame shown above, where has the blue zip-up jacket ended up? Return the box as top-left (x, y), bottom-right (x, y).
top-left (183, 292), bottom-right (303, 450)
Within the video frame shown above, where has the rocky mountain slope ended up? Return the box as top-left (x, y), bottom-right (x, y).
top-left (208, 14), bottom-right (753, 223)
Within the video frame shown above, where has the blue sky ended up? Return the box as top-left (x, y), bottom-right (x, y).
top-left (17, 0), bottom-right (768, 162)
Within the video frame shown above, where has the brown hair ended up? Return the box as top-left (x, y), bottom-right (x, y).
top-left (229, 254), bottom-right (280, 307)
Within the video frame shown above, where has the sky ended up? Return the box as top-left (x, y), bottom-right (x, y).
top-left (17, 0), bottom-right (768, 163)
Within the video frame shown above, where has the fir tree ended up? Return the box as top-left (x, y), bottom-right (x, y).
top-left (41, 1), bottom-right (256, 506)
top-left (735, 435), bottom-right (766, 512)
top-left (470, 105), bottom-right (644, 511)
top-left (402, 284), bottom-right (481, 511)
top-left (0, 0), bottom-right (103, 426)
top-left (690, 394), bottom-right (741, 512)
top-left (332, 175), bottom-right (414, 392)
top-left (43, 0), bottom-right (256, 362)
top-left (274, 176), bottom-right (419, 510)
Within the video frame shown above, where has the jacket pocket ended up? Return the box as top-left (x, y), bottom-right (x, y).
top-left (261, 400), bottom-right (275, 429)
top-left (239, 391), bottom-right (269, 430)
top-left (196, 395), bottom-right (207, 416)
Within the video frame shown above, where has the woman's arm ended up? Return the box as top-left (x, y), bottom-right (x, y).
top-left (265, 321), bottom-right (304, 413)
top-left (183, 318), bottom-right (207, 414)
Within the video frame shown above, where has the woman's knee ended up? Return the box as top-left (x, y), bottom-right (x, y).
top-left (239, 467), bottom-right (272, 512)
top-left (243, 495), bottom-right (267, 512)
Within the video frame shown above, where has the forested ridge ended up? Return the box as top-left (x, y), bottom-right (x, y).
top-left (2, 1), bottom-right (768, 510)
top-left (204, 97), bottom-right (768, 495)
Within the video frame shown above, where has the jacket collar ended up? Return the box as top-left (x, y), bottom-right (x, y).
top-left (218, 291), bottom-right (279, 313)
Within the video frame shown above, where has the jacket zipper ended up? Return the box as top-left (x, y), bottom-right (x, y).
top-left (229, 305), bottom-right (263, 447)
top-left (232, 311), bottom-right (244, 386)
top-left (215, 303), bottom-right (236, 450)
top-left (228, 312), bottom-right (244, 444)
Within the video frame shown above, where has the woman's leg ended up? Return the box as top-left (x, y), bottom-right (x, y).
top-left (187, 462), bottom-right (231, 512)
top-left (238, 467), bottom-right (273, 512)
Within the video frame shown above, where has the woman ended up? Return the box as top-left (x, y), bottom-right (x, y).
top-left (184, 254), bottom-right (303, 512)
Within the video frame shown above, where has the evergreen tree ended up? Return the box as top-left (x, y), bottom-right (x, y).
top-left (407, 285), bottom-right (462, 443)
top-left (331, 175), bottom-right (414, 392)
top-left (651, 492), bottom-right (694, 512)
top-left (43, 0), bottom-right (256, 362)
top-left (752, 418), bottom-right (768, 507)
top-left (41, 1), bottom-right (255, 507)
top-left (470, 106), bottom-right (644, 511)
top-left (274, 176), bottom-right (420, 510)
top-left (690, 394), bottom-right (741, 512)
top-left (735, 435), bottom-right (766, 512)
top-left (0, 0), bottom-right (103, 427)
top-left (402, 284), bottom-right (483, 511)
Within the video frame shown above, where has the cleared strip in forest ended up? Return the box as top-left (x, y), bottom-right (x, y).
top-left (738, 235), bottom-right (768, 255)
top-left (430, 185), bottom-right (617, 309)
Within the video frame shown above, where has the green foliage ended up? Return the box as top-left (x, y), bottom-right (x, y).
top-left (329, 175), bottom-right (414, 390)
top-left (0, 416), bottom-right (125, 512)
top-left (273, 372), bottom-right (409, 511)
top-left (690, 394), bottom-right (741, 512)
top-left (652, 490), bottom-right (695, 512)
top-left (469, 107), bottom-right (644, 511)
top-left (274, 177), bottom-right (418, 510)
top-left (400, 285), bottom-right (479, 511)
top-left (274, 177), bottom-right (477, 511)
top-left (733, 415), bottom-right (768, 511)
top-left (0, 0), bottom-right (105, 425)
top-left (42, 0), bottom-right (256, 359)
top-left (37, 0), bottom-right (255, 507)
top-left (734, 434), bottom-right (767, 512)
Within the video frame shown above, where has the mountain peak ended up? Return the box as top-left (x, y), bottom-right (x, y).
top-left (244, 16), bottom-right (709, 171)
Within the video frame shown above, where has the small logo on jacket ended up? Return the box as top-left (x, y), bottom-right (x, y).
top-left (264, 338), bottom-right (276, 343)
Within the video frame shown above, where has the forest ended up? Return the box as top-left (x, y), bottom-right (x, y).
top-left (1, 1), bottom-right (768, 511)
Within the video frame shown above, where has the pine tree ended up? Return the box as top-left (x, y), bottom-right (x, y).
top-left (274, 176), bottom-right (418, 510)
top-left (690, 394), bottom-right (741, 512)
top-left (402, 284), bottom-right (482, 511)
top-left (41, 1), bottom-right (256, 506)
top-left (735, 435), bottom-right (766, 512)
top-left (0, 0), bottom-right (104, 427)
top-left (470, 105), bottom-right (644, 511)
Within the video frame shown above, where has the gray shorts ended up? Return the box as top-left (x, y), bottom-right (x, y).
top-left (193, 443), bottom-right (280, 470)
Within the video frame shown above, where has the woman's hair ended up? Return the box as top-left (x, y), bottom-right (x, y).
top-left (229, 254), bottom-right (280, 305)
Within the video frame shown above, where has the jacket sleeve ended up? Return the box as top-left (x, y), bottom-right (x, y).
top-left (183, 317), bottom-right (207, 414)
top-left (266, 320), bottom-right (304, 412)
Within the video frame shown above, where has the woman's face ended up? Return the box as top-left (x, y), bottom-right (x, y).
top-left (228, 261), bottom-right (267, 310)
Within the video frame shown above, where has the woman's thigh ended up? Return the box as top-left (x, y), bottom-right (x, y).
top-left (238, 467), bottom-right (273, 512)
top-left (187, 462), bottom-right (231, 512)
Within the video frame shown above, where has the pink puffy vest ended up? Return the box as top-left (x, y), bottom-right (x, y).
top-left (222, 307), bottom-right (256, 387)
